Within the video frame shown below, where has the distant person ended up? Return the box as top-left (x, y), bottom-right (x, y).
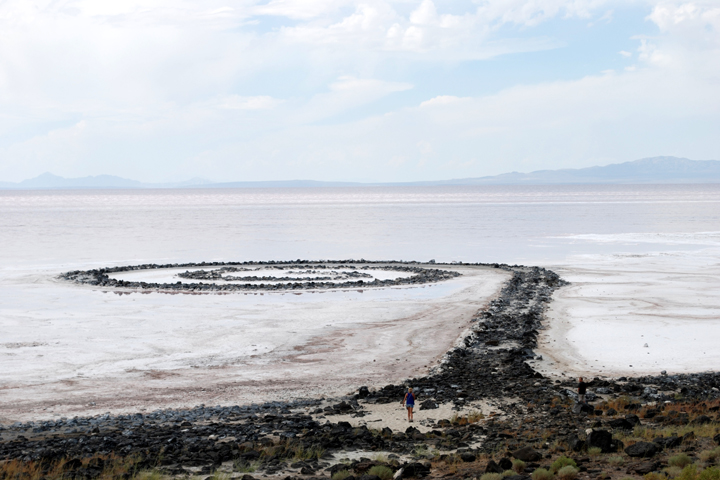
top-left (402, 387), bottom-right (416, 422)
top-left (578, 377), bottom-right (587, 403)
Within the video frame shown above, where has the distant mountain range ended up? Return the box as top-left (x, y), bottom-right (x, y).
top-left (0, 173), bottom-right (213, 190)
top-left (1, 156), bottom-right (719, 190)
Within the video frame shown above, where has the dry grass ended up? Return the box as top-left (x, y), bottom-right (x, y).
top-left (0, 454), bottom-right (147, 480)
top-left (532, 468), bottom-right (555, 480)
top-left (332, 470), bottom-right (353, 480)
top-left (513, 459), bottom-right (526, 473)
top-left (699, 448), bottom-right (720, 464)
top-left (556, 466), bottom-right (579, 480)
top-left (550, 457), bottom-right (577, 473)
top-left (669, 454), bottom-right (694, 468)
top-left (588, 447), bottom-right (603, 457)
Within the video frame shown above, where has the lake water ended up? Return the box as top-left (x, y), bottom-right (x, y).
top-left (1, 184), bottom-right (719, 268)
top-left (1, 184), bottom-right (719, 420)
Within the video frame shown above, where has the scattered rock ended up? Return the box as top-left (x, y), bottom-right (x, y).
top-left (512, 446), bottom-right (542, 462)
top-left (625, 442), bottom-right (658, 458)
top-left (628, 461), bottom-right (660, 475)
top-left (460, 453), bottom-right (476, 462)
top-left (486, 460), bottom-right (504, 474)
top-left (587, 430), bottom-right (616, 453)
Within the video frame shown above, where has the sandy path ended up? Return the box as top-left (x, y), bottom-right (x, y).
top-left (0, 265), bottom-right (509, 423)
top-left (534, 248), bottom-right (720, 378)
top-left (317, 400), bottom-right (507, 435)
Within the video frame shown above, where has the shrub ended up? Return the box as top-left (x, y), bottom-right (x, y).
top-left (332, 470), bottom-right (353, 480)
top-left (532, 468), bottom-right (555, 480)
top-left (557, 466), bottom-right (579, 480)
top-left (677, 465), bottom-right (699, 480)
top-left (481, 473), bottom-right (503, 480)
top-left (700, 448), bottom-right (720, 464)
top-left (588, 447), bottom-right (603, 456)
top-left (645, 473), bottom-right (668, 480)
top-left (503, 471), bottom-right (516, 477)
top-left (665, 467), bottom-right (684, 478)
top-left (468, 410), bottom-right (486, 423)
top-left (513, 459), bottom-right (527, 473)
top-left (368, 466), bottom-right (394, 480)
top-left (551, 457), bottom-right (577, 473)
top-left (669, 455), bottom-right (694, 469)
top-left (608, 456), bottom-right (626, 466)
top-left (700, 467), bottom-right (720, 480)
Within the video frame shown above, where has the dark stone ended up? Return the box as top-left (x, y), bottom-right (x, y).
top-left (333, 402), bottom-right (353, 413)
top-left (567, 435), bottom-right (585, 452)
top-left (419, 399), bottom-right (438, 410)
top-left (358, 386), bottom-right (370, 398)
top-left (512, 446), bottom-right (542, 462)
top-left (405, 426), bottom-right (421, 435)
top-left (587, 430), bottom-right (614, 453)
top-left (329, 464), bottom-right (350, 475)
top-left (460, 453), bottom-right (476, 462)
top-left (625, 442), bottom-right (658, 458)
top-left (486, 460), bottom-right (504, 474)
top-left (605, 408), bottom-right (617, 416)
top-left (499, 458), bottom-right (513, 470)
top-left (714, 433), bottom-right (720, 445)
top-left (607, 418), bottom-right (634, 430)
top-left (654, 436), bottom-right (681, 449)
top-left (402, 463), bottom-right (430, 478)
top-left (573, 403), bottom-right (595, 415)
top-left (628, 461), bottom-right (660, 474)
top-left (692, 415), bottom-right (712, 425)
top-left (625, 414), bottom-right (641, 427)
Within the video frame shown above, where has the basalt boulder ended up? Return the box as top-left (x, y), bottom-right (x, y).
top-left (625, 442), bottom-right (658, 458)
top-left (511, 446), bottom-right (542, 462)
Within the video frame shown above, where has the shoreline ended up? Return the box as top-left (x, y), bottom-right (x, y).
top-left (535, 250), bottom-right (720, 377)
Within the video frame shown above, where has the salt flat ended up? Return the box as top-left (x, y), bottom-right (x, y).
top-left (0, 264), bottom-right (509, 423)
top-left (535, 242), bottom-right (720, 378)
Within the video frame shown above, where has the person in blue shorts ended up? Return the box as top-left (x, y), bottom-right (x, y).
top-left (401, 387), bottom-right (416, 422)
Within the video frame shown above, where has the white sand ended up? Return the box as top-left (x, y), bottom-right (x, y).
top-left (535, 244), bottom-right (720, 378)
top-left (0, 264), bottom-right (509, 423)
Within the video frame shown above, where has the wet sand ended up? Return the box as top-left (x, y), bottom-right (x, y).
top-left (534, 248), bottom-right (720, 378)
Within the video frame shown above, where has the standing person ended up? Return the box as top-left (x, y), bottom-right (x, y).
top-left (402, 387), bottom-right (416, 422)
top-left (578, 377), bottom-right (587, 404)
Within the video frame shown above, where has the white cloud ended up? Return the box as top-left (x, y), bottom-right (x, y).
top-left (217, 95), bottom-right (283, 110)
top-left (419, 95), bottom-right (466, 107)
top-left (0, 0), bottom-right (719, 182)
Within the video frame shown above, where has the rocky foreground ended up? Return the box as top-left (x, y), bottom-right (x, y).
top-left (3, 264), bottom-right (720, 480)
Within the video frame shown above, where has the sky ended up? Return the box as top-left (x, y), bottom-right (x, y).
top-left (0, 0), bottom-right (719, 183)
